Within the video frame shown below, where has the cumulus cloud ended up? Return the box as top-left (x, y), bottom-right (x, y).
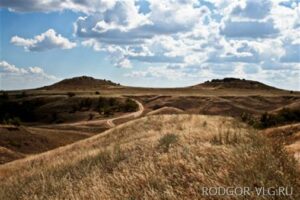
top-left (230, 0), bottom-right (272, 19)
top-left (1, 0), bottom-right (299, 89)
top-left (0, 0), bottom-right (117, 13)
top-left (0, 60), bottom-right (58, 90)
top-left (0, 60), bottom-right (57, 79)
top-left (280, 43), bottom-right (300, 63)
top-left (11, 29), bottom-right (76, 51)
top-left (220, 19), bottom-right (279, 38)
top-left (0, 61), bottom-right (27, 74)
top-left (125, 65), bottom-right (189, 80)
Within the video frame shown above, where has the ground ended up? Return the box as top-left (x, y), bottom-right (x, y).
top-left (0, 85), bottom-right (299, 164)
top-left (0, 78), bottom-right (299, 199)
top-left (0, 115), bottom-right (299, 199)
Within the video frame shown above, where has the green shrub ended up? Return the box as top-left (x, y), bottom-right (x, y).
top-left (240, 108), bottom-right (300, 129)
top-left (5, 117), bottom-right (21, 126)
top-left (259, 108), bottom-right (300, 128)
top-left (123, 98), bottom-right (138, 112)
top-left (79, 98), bottom-right (92, 110)
top-left (158, 133), bottom-right (179, 152)
top-left (0, 99), bottom-right (42, 122)
top-left (16, 91), bottom-right (27, 98)
top-left (98, 97), bottom-right (138, 117)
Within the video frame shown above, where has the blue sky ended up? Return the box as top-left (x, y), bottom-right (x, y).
top-left (0, 0), bottom-right (299, 90)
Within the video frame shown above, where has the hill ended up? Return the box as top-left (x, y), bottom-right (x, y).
top-left (42, 76), bottom-right (121, 90)
top-left (0, 125), bottom-right (90, 164)
top-left (192, 78), bottom-right (280, 90)
top-left (0, 115), bottom-right (299, 199)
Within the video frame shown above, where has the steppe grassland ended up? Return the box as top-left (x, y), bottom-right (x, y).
top-left (0, 115), bottom-right (299, 200)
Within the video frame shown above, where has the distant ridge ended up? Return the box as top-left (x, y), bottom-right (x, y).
top-left (43, 76), bottom-right (121, 90)
top-left (192, 78), bottom-right (280, 90)
top-left (42, 76), bottom-right (283, 91)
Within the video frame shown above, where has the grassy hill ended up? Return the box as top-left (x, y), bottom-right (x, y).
top-left (0, 115), bottom-right (299, 199)
top-left (193, 78), bottom-right (281, 90)
top-left (42, 76), bottom-right (121, 90)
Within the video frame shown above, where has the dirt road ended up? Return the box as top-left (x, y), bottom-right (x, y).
top-left (44, 99), bottom-right (144, 128)
top-left (106, 99), bottom-right (144, 127)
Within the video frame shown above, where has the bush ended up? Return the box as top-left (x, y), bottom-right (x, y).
top-left (88, 113), bottom-right (94, 120)
top-left (259, 108), bottom-right (300, 128)
top-left (67, 92), bottom-right (75, 98)
top-left (240, 108), bottom-right (300, 129)
top-left (16, 91), bottom-right (27, 98)
top-left (93, 145), bottom-right (126, 173)
top-left (97, 97), bottom-right (138, 117)
top-left (0, 100), bottom-right (42, 122)
top-left (79, 98), bottom-right (92, 110)
top-left (4, 117), bottom-right (21, 126)
top-left (158, 133), bottom-right (179, 152)
top-left (210, 131), bottom-right (240, 145)
top-left (123, 98), bottom-right (138, 112)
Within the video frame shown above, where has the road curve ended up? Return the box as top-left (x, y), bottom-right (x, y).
top-left (106, 99), bottom-right (144, 128)
top-left (45, 99), bottom-right (144, 128)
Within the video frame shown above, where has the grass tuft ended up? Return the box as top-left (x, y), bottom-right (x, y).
top-left (158, 133), bottom-right (179, 152)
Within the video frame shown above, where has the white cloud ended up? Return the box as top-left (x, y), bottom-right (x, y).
top-left (230, 0), bottom-right (272, 19)
top-left (1, 0), bottom-right (299, 90)
top-left (115, 58), bottom-right (132, 68)
top-left (0, 61), bottom-right (27, 74)
top-left (0, 60), bottom-right (57, 80)
top-left (220, 19), bottom-right (279, 38)
top-left (125, 65), bottom-right (188, 80)
top-left (0, 0), bottom-right (117, 14)
top-left (11, 29), bottom-right (76, 51)
top-left (0, 61), bottom-right (58, 90)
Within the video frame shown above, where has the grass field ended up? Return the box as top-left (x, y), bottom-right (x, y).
top-left (1, 115), bottom-right (299, 199)
top-left (0, 77), bottom-right (300, 199)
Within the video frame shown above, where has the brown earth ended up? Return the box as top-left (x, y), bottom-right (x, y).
top-left (1, 77), bottom-right (299, 165)
top-left (147, 106), bottom-right (184, 115)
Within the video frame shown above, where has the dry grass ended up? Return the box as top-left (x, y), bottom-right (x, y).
top-left (0, 115), bottom-right (299, 199)
top-left (147, 107), bottom-right (184, 115)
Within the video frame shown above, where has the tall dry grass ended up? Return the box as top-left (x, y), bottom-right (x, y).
top-left (0, 115), bottom-right (299, 199)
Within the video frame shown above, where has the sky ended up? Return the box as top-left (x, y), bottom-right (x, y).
top-left (0, 0), bottom-right (299, 90)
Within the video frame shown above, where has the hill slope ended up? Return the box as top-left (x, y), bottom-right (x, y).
top-left (0, 115), bottom-right (299, 199)
top-left (43, 76), bottom-right (121, 90)
top-left (192, 78), bottom-right (280, 90)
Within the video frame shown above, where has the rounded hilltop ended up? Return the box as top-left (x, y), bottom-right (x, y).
top-left (193, 78), bottom-right (280, 90)
top-left (42, 76), bottom-right (121, 90)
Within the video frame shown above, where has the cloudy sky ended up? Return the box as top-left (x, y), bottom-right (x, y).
top-left (0, 0), bottom-right (299, 90)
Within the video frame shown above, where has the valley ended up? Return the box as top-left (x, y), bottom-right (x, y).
top-left (0, 76), bottom-right (299, 199)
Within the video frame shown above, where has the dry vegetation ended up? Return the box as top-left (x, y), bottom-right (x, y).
top-left (0, 115), bottom-right (299, 200)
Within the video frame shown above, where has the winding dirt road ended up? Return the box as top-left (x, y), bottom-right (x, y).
top-left (106, 99), bottom-right (144, 127)
top-left (44, 99), bottom-right (144, 128)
